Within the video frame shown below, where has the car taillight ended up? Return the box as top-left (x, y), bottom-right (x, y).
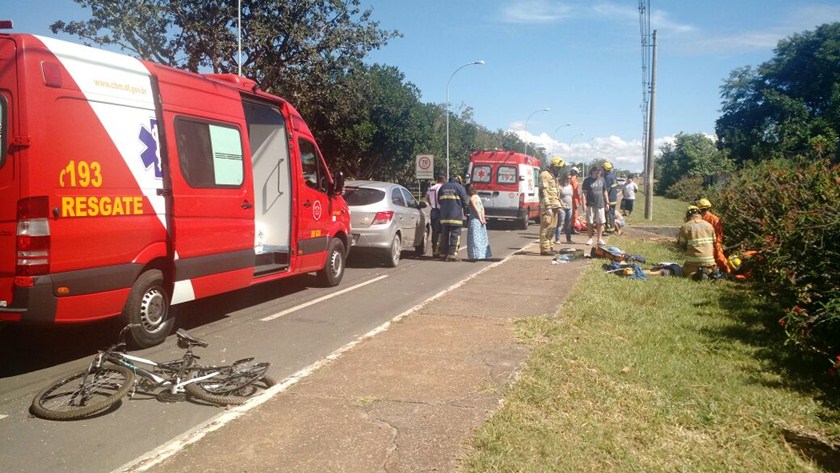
top-left (372, 211), bottom-right (394, 225)
top-left (16, 197), bottom-right (51, 276)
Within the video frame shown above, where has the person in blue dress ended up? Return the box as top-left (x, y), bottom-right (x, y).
top-left (466, 186), bottom-right (492, 260)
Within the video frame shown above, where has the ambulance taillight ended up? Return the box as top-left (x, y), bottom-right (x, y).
top-left (16, 197), bottom-right (51, 276)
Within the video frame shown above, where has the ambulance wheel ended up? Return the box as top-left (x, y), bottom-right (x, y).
top-left (517, 214), bottom-right (529, 230)
top-left (122, 269), bottom-right (173, 348)
top-left (317, 238), bottom-right (346, 287)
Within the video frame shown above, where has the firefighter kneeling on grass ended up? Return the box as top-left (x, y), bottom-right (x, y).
top-left (539, 157), bottom-right (565, 255)
top-left (677, 205), bottom-right (718, 280)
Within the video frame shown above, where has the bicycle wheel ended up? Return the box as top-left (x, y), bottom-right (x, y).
top-left (195, 360), bottom-right (270, 394)
top-left (31, 365), bottom-right (135, 420)
top-left (185, 362), bottom-right (270, 406)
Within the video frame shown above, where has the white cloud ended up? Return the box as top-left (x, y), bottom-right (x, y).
top-left (499, 0), bottom-right (696, 34)
top-left (514, 130), bottom-right (675, 172)
top-left (500, 0), bottom-right (573, 24)
top-left (669, 4), bottom-right (840, 55)
top-left (593, 2), bottom-right (695, 34)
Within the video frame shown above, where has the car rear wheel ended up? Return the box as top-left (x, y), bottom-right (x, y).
top-left (384, 234), bottom-right (401, 267)
top-left (415, 226), bottom-right (429, 257)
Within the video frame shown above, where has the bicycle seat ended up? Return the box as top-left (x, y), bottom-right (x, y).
top-left (175, 329), bottom-right (208, 348)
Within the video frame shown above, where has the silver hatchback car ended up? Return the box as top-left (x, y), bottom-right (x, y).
top-left (345, 180), bottom-right (430, 267)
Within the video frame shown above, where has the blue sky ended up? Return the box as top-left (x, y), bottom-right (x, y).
top-left (9, 1), bottom-right (840, 171)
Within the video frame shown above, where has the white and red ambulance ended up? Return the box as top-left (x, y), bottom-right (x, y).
top-left (0, 33), bottom-right (352, 347)
top-left (466, 150), bottom-right (541, 229)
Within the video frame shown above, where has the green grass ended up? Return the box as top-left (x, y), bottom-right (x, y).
top-left (623, 190), bottom-right (688, 227)
top-left (462, 238), bottom-right (840, 472)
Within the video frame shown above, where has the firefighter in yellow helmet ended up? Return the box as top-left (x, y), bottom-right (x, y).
top-left (538, 157), bottom-right (565, 255)
top-left (601, 161), bottom-right (619, 233)
top-left (696, 198), bottom-right (729, 273)
top-left (677, 205), bottom-right (717, 279)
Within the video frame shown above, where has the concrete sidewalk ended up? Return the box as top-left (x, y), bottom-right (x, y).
top-left (135, 242), bottom-right (590, 473)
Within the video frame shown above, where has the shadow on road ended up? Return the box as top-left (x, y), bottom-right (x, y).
top-left (0, 275), bottom-right (317, 378)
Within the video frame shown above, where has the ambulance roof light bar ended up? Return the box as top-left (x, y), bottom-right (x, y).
top-left (0, 21), bottom-right (14, 30)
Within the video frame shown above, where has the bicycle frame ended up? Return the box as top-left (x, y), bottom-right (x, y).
top-left (89, 348), bottom-right (222, 396)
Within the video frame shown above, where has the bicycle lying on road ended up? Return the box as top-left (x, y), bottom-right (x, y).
top-left (30, 325), bottom-right (273, 421)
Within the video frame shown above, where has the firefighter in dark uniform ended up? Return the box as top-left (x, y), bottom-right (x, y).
top-left (437, 176), bottom-right (469, 261)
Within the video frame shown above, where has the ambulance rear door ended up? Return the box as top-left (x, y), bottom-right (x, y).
top-left (0, 36), bottom-right (19, 312)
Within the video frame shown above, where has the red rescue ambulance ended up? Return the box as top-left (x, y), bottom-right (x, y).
top-left (466, 150), bottom-right (541, 229)
top-left (0, 33), bottom-right (351, 347)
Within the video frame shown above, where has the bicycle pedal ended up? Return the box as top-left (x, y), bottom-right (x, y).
top-left (156, 390), bottom-right (186, 403)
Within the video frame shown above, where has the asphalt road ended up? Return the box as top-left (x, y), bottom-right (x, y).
top-left (0, 223), bottom-right (538, 473)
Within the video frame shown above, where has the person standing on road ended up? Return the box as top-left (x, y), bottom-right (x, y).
top-left (678, 205), bottom-right (717, 279)
top-left (554, 173), bottom-right (574, 244)
top-left (602, 161), bottom-right (618, 233)
top-left (569, 167), bottom-right (582, 234)
top-left (437, 176), bottom-right (469, 261)
top-left (581, 165), bottom-right (609, 246)
top-left (621, 175), bottom-right (638, 217)
top-left (426, 174), bottom-right (445, 257)
top-left (538, 157), bottom-right (565, 255)
top-left (696, 198), bottom-right (729, 274)
top-left (466, 186), bottom-right (492, 260)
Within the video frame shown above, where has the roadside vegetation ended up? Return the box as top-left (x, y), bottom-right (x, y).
top-left (654, 22), bottom-right (840, 375)
top-left (463, 236), bottom-right (840, 472)
top-left (623, 191), bottom-right (685, 227)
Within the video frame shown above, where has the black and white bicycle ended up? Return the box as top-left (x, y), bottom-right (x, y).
top-left (30, 325), bottom-right (273, 421)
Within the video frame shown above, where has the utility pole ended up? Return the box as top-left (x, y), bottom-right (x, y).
top-left (644, 30), bottom-right (657, 220)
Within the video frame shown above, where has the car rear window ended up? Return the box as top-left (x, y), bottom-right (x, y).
top-left (343, 187), bottom-right (385, 206)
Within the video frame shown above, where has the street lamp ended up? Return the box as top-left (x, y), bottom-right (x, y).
top-left (551, 123), bottom-right (571, 156)
top-left (446, 60), bottom-right (485, 180)
top-left (522, 107), bottom-right (551, 157)
top-left (569, 132), bottom-right (585, 161)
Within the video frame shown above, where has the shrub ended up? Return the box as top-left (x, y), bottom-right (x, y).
top-left (710, 158), bottom-right (840, 370)
top-left (664, 176), bottom-right (705, 202)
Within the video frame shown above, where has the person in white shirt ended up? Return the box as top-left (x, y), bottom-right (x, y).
top-left (426, 174), bottom-right (445, 257)
top-left (621, 176), bottom-right (639, 217)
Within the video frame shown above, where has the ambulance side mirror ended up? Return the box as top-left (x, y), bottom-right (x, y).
top-left (330, 171), bottom-right (345, 196)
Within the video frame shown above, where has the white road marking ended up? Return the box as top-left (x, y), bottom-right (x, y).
top-left (259, 275), bottom-right (389, 322)
top-left (115, 253), bottom-right (517, 473)
top-left (0, 415), bottom-right (8, 421)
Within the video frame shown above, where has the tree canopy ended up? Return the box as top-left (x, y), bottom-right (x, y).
top-left (654, 133), bottom-right (732, 195)
top-left (50, 0), bottom-right (527, 187)
top-left (716, 22), bottom-right (840, 164)
top-left (51, 0), bottom-right (400, 107)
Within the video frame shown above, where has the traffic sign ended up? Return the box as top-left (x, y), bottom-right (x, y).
top-left (416, 154), bottom-right (434, 180)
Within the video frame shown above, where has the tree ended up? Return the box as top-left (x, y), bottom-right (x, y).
top-left (305, 63), bottom-right (432, 181)
top-left (654, 133), bottom-right (732, 194)
top-left (716, 22), bottom-right (840, 164)
top-left (51, 0), bottom-right (400, 111)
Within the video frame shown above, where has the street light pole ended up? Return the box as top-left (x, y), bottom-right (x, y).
top-left (523, 107), bottom-right (551, 158)
top-left (568, 132), bottom-right (584, 161)
top-left (551, 123), bottom-right (571, 156)
top-left (446, 60), bottom-right (485, 180)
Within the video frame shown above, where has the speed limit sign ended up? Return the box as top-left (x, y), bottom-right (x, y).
top-left (416, 154), bottom-right (434, 179)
